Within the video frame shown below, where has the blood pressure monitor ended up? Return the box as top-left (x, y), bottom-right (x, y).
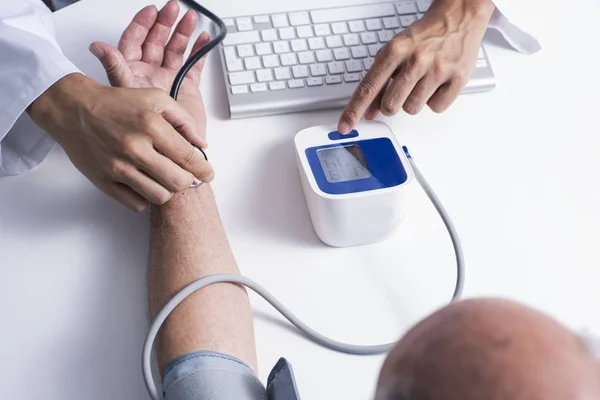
top-left (295, 121), bottom-right (414, 247)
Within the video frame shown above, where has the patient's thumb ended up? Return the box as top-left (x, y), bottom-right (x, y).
top-left (89, 42), bottom-right (134, 88)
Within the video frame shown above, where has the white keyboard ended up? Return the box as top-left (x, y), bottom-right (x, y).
top-left (218, 1), bottom-right (496, 119)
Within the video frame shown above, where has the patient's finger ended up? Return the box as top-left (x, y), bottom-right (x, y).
top-left (163, 9), bottom-right (198, 70)
top-left (185, 32), bottom-right (211, 83)
top-left (141, 0), bottom-right (180, 65)
top-left (118, 5), bottom-right (158, 62)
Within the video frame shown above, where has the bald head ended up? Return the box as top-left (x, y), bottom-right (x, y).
top-left (376, 298), bottom-right (600, 400)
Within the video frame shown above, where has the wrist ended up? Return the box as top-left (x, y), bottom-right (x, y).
top-left (27, 73), bottom-right (103, 139)
top-left (428, 0), bottom-right (495, 28)
top-left (154, 183), bottom-right (214, 221)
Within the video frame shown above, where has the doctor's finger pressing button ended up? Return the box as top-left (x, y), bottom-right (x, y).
top-left (337, 0), bottom-right (541, 134)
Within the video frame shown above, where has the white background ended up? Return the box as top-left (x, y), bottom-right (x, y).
top-left (1, 0), bottom-right (599, 399)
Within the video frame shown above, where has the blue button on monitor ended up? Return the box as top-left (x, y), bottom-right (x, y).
top-left (328, 130), bottom-right (359, 140)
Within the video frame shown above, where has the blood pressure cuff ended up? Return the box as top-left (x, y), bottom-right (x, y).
top-left (162, 351), bottom-right (300, 400)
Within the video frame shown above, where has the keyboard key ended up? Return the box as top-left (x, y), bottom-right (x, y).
top-left (417, 0), bottom-right (431, 12)
top-left (383, 17), bottom-right (400, 29)
top-left (279, 27), bottom-right (296, 40)
top-left (280, 53), bottom-right (298, 66)
top-left (288, 79), bottom-right (305, 88)
top-left (255, 42), bottom-right (272, 55)
top-left (223, 18), bottom-right (234, 27)
top-left (311, 4), bottom-right (396, 24)
top-left (262, 54), bottom-right (280, 67)
top-left (343, 34), bottom-right (360, 46)
top-left (377, 30), bottom-right (395, 42)
top-left (269, 81), bottom-right (286, 90)
top-left (274, 67), bottom-right (291, 80)
top-left (351, 46), bottom-right (368, 58)
top-left (291, 39), bottom-right (308, 52)
top-left (331, 22), bottom-right (348, 34)
top-left (368, 43), bottom-right (383, 56)
top-left (298, 51), bottom-right (316, 64)
top-left (316, 49), bottom-right (333, 62)
top-left (366, 19), bottom-right (382, 31)
top-left (308, 37), bottom-right (325, 50)
top-left (231, 85), bottom-right (248, 94)
top-left (237, 22), bottom-right (253, 31)
top-left (396, 1), bottom-right (418, 15)
top-left (261, 29), bottom-right (278, 41)
top-left (307, 77), bottom-right (324, 86)
top-left (250, 83), bottom-right (267, 92)
top-left (256, 69), bottom-right (274, 82)
top-left (314, 24), bottom-right (331, 36)
top-left (244, 57), bottom-right (261, 69)
top-left (292, 65), bottom-right (310, 78)
top-left (325, 75), bottom-right (342, 84)
top-left (237, 44), bottom-right (255, 57)
top-left (223, 46), bottom-right (237, 62)
top-left (297, 25), bottom-right (314, 38)
top-left (254, 15), bottom-right (270, 23)
top-left (394, 28), bottom-right (404, 35)
top-left (328, 61), bottom-right (345, 74)
top-left (360, 32), bottom-right (377, 44)
top-left (334, 48), bottom-right (351, 60)
top-left (345, 60), bottom-right (363, 72)
top-left (229, 71), bottom-right (255, 85)
top-left (349, 20), bottom-right (366, 33)
top-left (227, 58), bottom-right (243, 72)
top-left (344, 73), bottom-right (361, 82)
top-left (272, 14), bottom-right (289, 27)
top-left (289, 11), bottom-right (310, 26)
top-left (417, 13), bottom-right (424, 19)
top-left (273, 41), bottom-right (291, 53)
top-left (310, 63), bottom-right (327, 76)
top-left (363, 58), bottom-right (374, 70)
top-left (224, 31), bottom-right (260, 46)
top-left (326, 35), bottom-right (343, 48)
top-left (236, 17), bottom-right (253, 31)
top-left (476, 59), bottom-right (488, 68)
top-left (400, 15), bottom-right (417, 27)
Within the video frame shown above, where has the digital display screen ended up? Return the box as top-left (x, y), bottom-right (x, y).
top-left (316, 145), bottom-right (372, 183)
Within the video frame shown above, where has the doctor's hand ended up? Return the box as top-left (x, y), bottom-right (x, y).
top-left (28, 73), bottom-right (212, 212)
top-left (338, 0), bottom-right (495, 133)
top-left (89, 1), bottom-right (208, 137)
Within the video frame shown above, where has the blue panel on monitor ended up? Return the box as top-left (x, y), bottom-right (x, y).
top-left (328, 130), bottom-right (359, 140)
top-left (306, 138), bottom-right (407, 195)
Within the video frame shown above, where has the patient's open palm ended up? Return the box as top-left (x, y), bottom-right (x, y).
top-left (90, 0), bottom-right (208, 135)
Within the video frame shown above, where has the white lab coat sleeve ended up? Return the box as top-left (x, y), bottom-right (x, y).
top-left (488, 0), bottom-right (541, 54)
top-left (0, 0), bottom-right (80, 177)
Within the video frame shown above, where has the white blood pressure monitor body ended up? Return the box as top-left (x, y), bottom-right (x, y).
top-left (295, 121), bottom-right (414, 247)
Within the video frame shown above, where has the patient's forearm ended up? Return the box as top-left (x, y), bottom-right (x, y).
top-left (148, 184), bottom-right (257, 374)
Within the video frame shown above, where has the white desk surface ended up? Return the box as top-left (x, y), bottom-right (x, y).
top-left (1, 0), bottom-right (600, 398)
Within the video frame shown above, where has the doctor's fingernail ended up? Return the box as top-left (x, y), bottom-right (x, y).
top-left (338, 122), bottom-right (350, 134)
top-left (89, 44), bottom-right (104, 58)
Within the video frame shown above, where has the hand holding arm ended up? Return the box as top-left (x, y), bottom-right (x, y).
top-left (26, 1), bottom-right (214, 212)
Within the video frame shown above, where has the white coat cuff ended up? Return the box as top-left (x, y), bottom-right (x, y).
top-left (488, 6), bottom-right (541, 54)
top-left (0, 61), bottom-right (80, 177)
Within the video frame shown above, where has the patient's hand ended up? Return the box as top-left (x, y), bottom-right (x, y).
top-left (90, 0), bottom-right (208, 139)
